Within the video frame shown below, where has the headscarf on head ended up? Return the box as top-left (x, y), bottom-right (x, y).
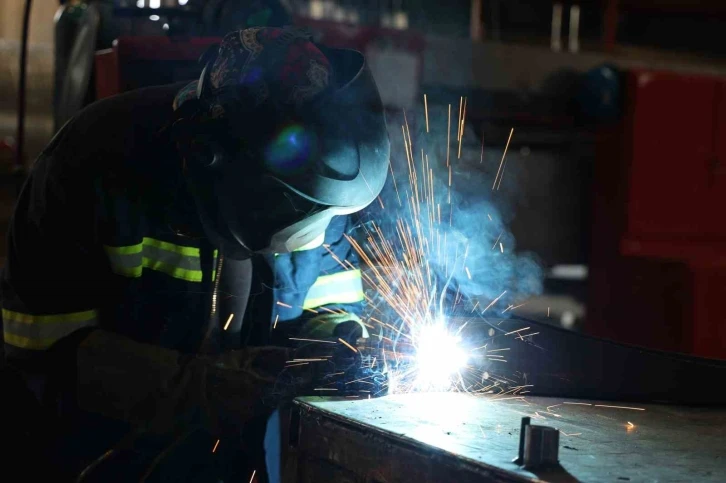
top-left (173, 27), bottom-right (332, 121)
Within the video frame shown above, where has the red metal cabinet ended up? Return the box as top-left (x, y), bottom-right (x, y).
top-left (589, 69), bottom-right (726, 360)
top-left (95, 36), bottom-right (222, 100)
top-left (709, 81), bottom-right (726, 237)
top-left (625, 70), bottom-right (717, 240)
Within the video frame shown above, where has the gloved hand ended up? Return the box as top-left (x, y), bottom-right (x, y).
top-left (333, 320), bottom-right (364, 344)
top-left (280, 335), bottom-right (388, 398)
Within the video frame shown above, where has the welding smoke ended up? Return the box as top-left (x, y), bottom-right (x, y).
top-left (357, 103), bottom-right (543, 317)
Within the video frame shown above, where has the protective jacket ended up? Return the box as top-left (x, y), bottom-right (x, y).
top-left (1, 83), bottom-right (365, 366)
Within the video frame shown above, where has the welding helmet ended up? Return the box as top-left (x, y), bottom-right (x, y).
top-left (172, 27), bottom-right (390, 259)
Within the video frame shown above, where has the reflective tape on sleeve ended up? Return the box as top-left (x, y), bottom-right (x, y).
top-left (2, 308), bottom-right (98, 350)
top-left (104, 237), bottom-right (204, 282)
top-left (302, 269), bottom-right (365, 309)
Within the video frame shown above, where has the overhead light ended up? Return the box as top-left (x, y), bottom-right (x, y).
top-left (163, 23), bottom-right (170, 31)
top-left (149, 14), bottom-right (160, 21)
top-left (136, 0), bottom-right (144, 7)
top-left (149, 0), bottom-right (160, 9)
top-left (178, 0), bottom-right (189, 4)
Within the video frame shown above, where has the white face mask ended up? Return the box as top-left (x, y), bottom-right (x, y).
top-left (260, 204), bottom-right (366, 254)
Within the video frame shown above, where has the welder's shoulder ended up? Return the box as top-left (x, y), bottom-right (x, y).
top-left (46, 83), bottom-right (185, 170)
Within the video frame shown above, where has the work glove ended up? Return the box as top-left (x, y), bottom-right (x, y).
top-left (283, 333), bottom-right (388, 398)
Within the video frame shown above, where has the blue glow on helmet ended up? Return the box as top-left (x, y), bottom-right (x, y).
top-left (264, 124), bottom-right (314, 174)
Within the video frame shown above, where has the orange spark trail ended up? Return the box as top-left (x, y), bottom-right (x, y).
top-left (492, 128), bottom-right (514, 190)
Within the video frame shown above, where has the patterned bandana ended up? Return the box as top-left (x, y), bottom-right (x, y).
top-left (173, 27), bottom-right (331, 117)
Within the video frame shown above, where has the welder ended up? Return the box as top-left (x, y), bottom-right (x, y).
top-left (0, 27), bottom-right (389, 481)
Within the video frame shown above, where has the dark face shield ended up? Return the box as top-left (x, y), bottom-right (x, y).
top-left (181, 41), bottom-right (390, 259)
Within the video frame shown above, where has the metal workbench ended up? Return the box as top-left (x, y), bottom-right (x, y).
top-left (284, 393), bottom-right (726, 482)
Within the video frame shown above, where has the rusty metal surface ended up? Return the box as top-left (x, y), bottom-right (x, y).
top-left (292, 393), bottom-right (726, 482)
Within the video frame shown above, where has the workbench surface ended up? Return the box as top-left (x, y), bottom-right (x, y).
top-left (294, 393), bottom-right (725, 482)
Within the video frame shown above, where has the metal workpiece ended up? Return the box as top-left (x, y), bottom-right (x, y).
top-left (286, 393), bottom-right (726, 483)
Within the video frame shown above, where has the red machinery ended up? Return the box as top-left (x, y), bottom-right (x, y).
top-left (589, 68), bottom-right (726, 359)
top-left (95, 36), bottom-right (222, 100)
top-left (94, 18), bottom-right (425, 109)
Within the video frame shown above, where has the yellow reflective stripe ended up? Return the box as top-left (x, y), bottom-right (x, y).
top-left (2, 308), bottom-right (97, 324)
top-left (142, 257), bottom-right (202, 282)
top-left (104, 238), bottom-right (204, 282)
top-left (142, 237), bottom-right (200, 257)
top-left (104, 244), bottom-right (142, 255)
top-left (3, 332), bottom-right (57, 350)
top-left (303, 269), bottom-right (365, 309)
top-left (2, 308), bottom-right (98, 350)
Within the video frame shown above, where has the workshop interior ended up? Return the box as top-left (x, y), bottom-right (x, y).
top-left (1, 0), bottom-right (726, 482)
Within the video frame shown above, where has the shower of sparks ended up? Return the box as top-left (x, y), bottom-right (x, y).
top-left (340, 100), bottom-right (532, 396)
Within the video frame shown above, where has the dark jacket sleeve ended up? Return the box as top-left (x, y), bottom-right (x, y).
top-left (2, 122), bottom-right (105, 367)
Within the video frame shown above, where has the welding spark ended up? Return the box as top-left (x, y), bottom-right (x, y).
top-left (223, 313), bottom-right (234, 331)
top-left (249, 470), bottom-right (256, 483)
top-left (289, 337), bottom-right (337, 344)
top-left (345, 101), bottom-right (533, 399)
top-left (424, 94), bottom-right (429, 133)
top-left (212, 439), bottom-right (220, 453)
top-left (338, 338), bottom-right (358, 353)
top-left (413, 322), bottom-right (469, 391)
top-left (595, 404), bottom-right (645, 411)
top-left (492, 128), bottom-right (514, 190)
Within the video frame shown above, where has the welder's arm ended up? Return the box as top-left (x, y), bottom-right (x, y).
top-left (73, 329), bottom-right (344, 434)
top-left (296, 215), bottom-right (369, 343)
top-left (2, 133), bottom-right (104, 374)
